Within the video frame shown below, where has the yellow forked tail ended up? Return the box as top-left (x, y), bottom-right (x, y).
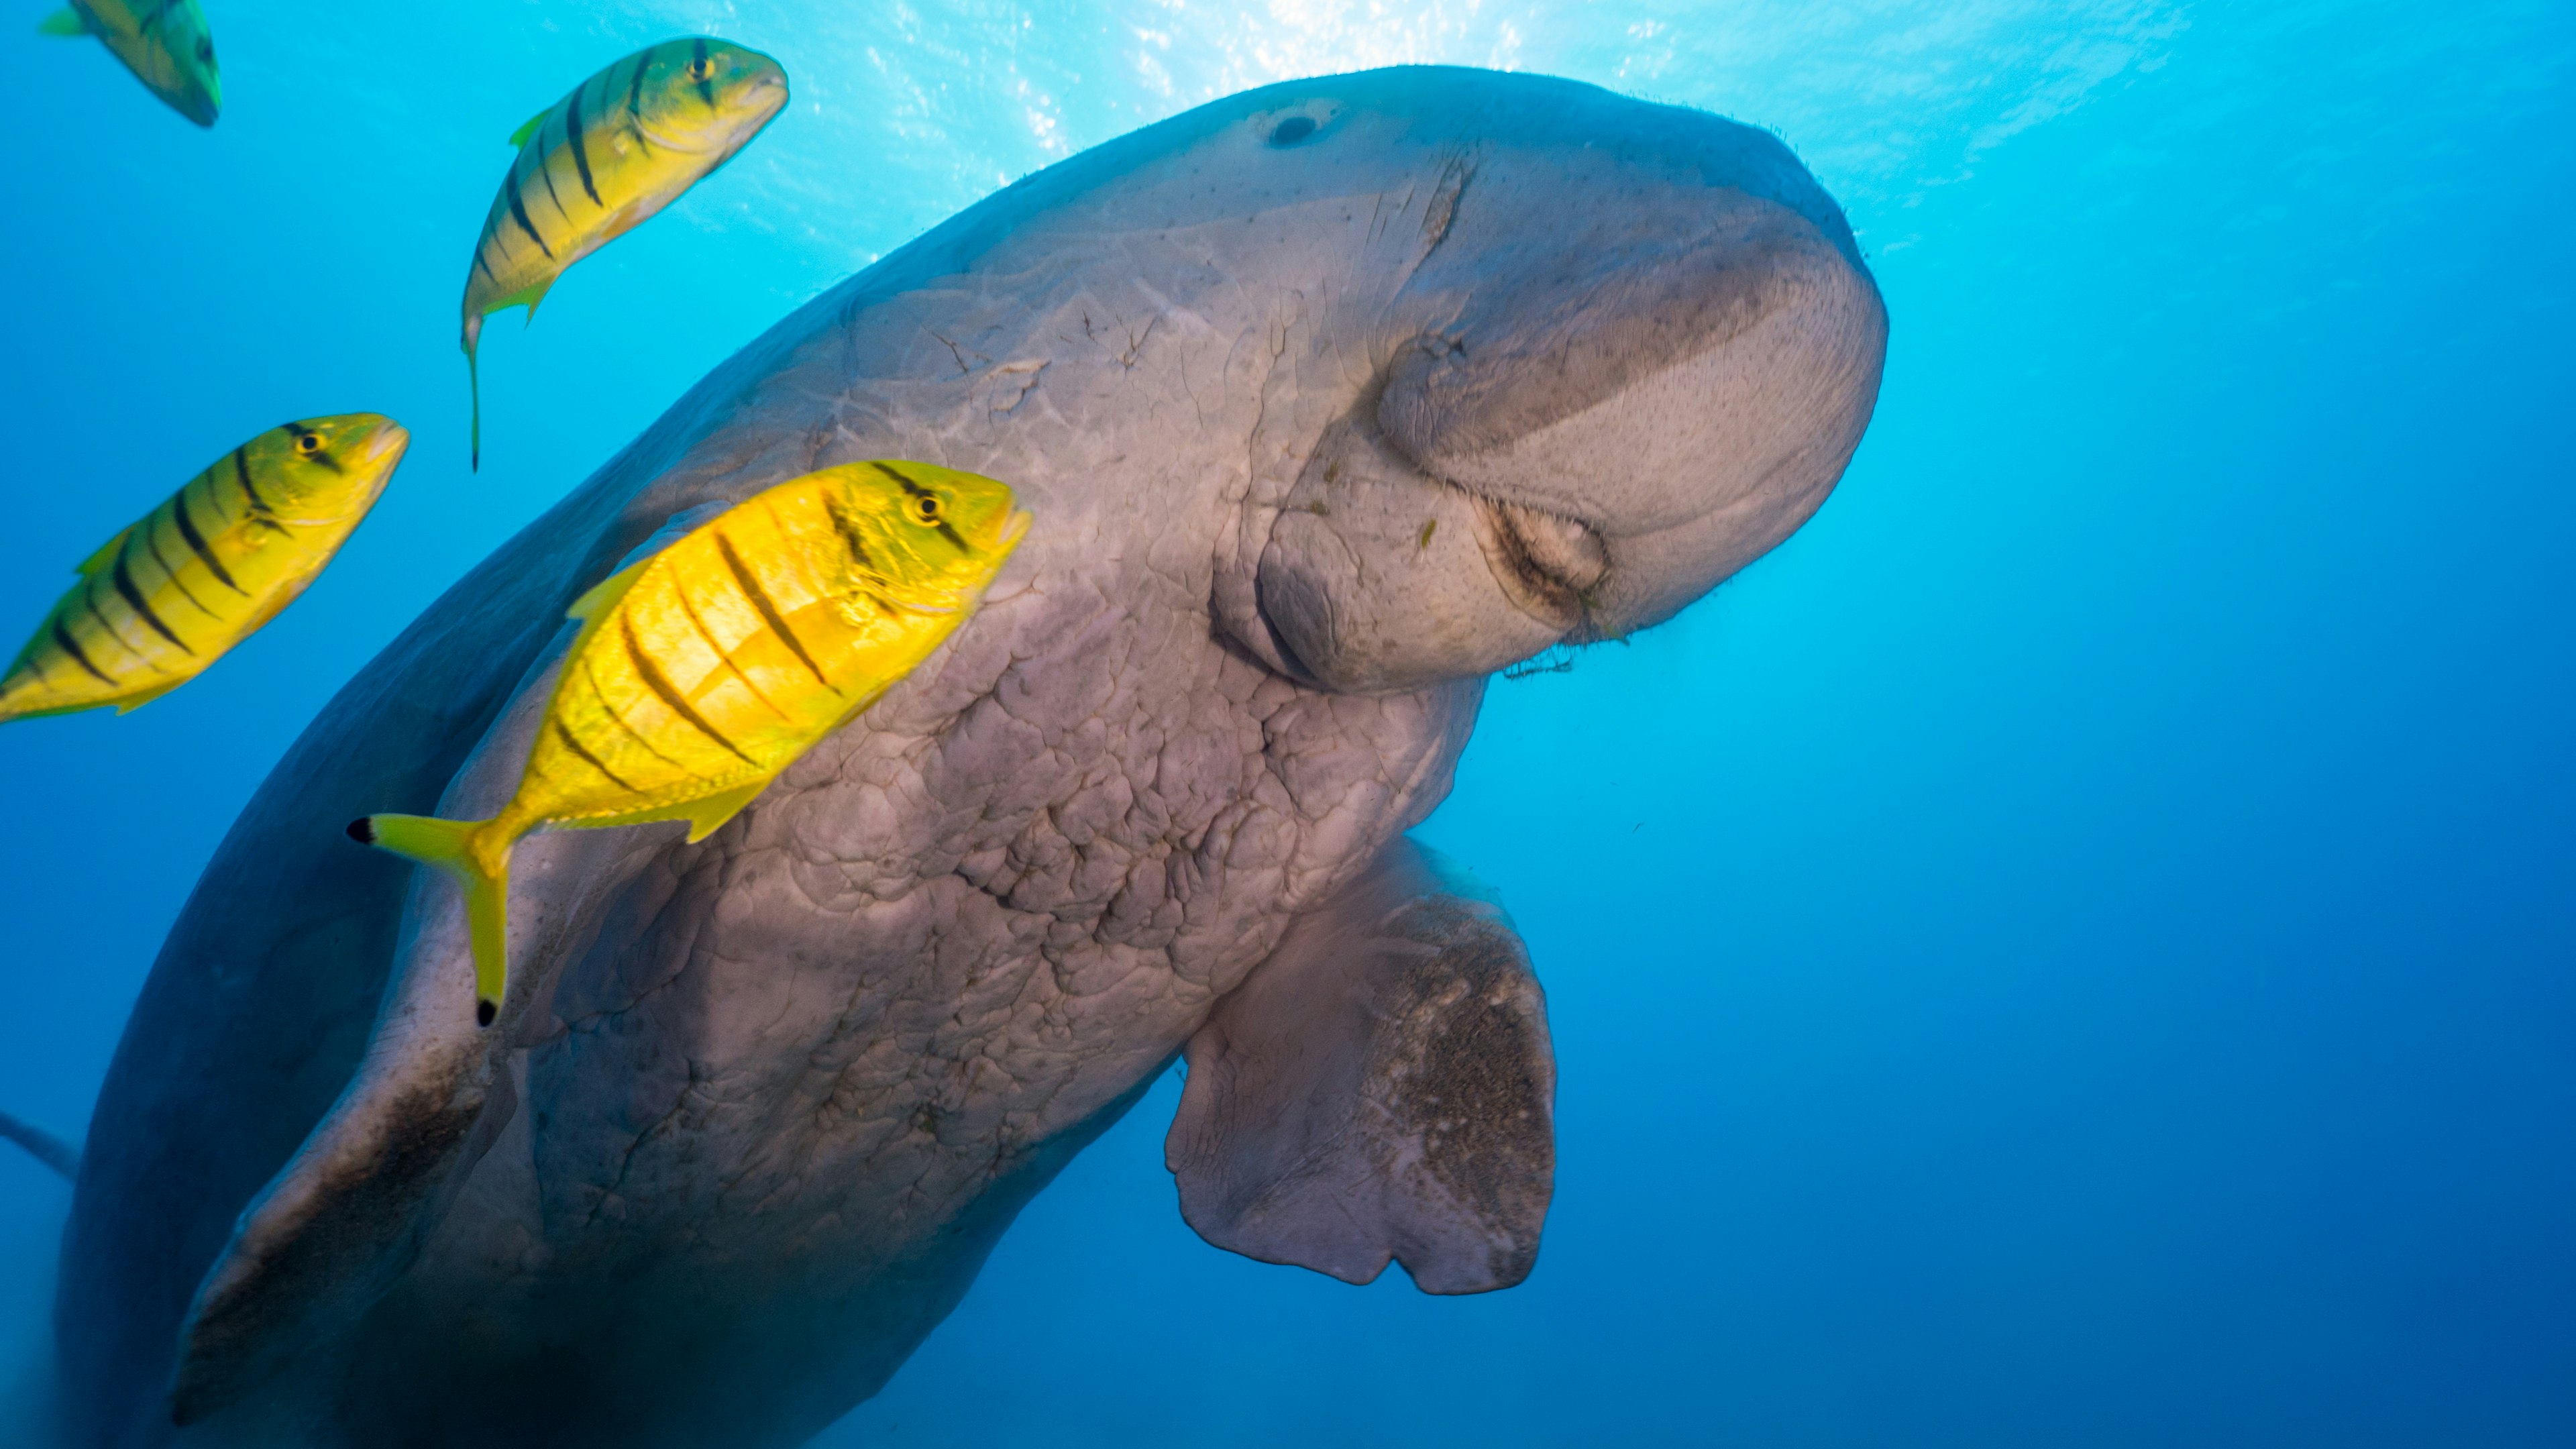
top-left (349, 812), bottom-right (509, 1026)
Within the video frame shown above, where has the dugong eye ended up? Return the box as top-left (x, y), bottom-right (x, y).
top-left (1268, 115), bottom-right (1318, 147)
top-left (908, 494), bottom-right (945, 526)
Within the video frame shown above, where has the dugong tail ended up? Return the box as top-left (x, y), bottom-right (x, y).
top-left (347, 812), bottom-right (509, 1027)
top-left (0, 1109), bottom-right (76, 1180)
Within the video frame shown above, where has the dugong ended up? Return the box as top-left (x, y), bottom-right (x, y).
top-left (44, 65), bottom-right (1886, 1447)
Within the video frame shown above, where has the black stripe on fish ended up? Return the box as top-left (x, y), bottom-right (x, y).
top-left (49, 619), bottom-right (113, 686)
top-left (474, 247), bottom-right (498, 284)
top-left (504, 164), bottom-right (555, 260)
top-left (141, 517), bottom-right (219, 619)
top-left (531, 119), bottom-right (574, 225)
top-left (866, 463), bottom-right (970, 549)
top-left (579, 651), bottom-right (698, 777)
top-left (173, 486), bottom-right (248, 596)
top-left (551, 716), bottom-right (637, 792)
top-left (716, 530), bottom-right (837, 692)
top-left (622, 612), bottom-right (757, 765)
top-left (624, 51), bottom-right (654, 152)
top-left (232, 447), bottom-right (270, 512)
top-left (80, 575), bottom-right (141, 661)
top-left (627, 49), bottom-right (653, 115)
top-left (822, 500), bottom-right (900, 616)
top-left (111, 546), bottom-right (193, 655)
top-left (568, 77), bottom-right (602, 207)
top-left (674, 582), bottom-right (792, 719)
top-left (692, 39), bottom-right (716, 109)
top-left (824, 496), bottom-right (876, 572)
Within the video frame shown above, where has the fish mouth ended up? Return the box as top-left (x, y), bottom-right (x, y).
top-left (995, 508), bottom-right (1034, 553)
top-left (356, 420), bottom-right (413, 472)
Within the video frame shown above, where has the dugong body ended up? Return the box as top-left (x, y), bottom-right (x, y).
top-left (52, 66), bottom-right (1885, 1447)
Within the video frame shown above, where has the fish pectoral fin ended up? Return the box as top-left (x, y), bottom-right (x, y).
top-left (579, 777), bottom-right (775, 843)
top-left (36, 8), bottom-right (87, 37)
top-left (506, 107), bottom-right (550, 149)
top-left (111, 678), bottom-right (189, 714)
top-left (73, 525), bottom-right (134, 577)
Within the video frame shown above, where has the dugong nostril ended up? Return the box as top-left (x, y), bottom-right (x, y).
top-left (1269, 115), bottom-right (1319, 146)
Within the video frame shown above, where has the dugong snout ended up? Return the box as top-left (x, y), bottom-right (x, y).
top-left (1252, 105), bottom-right (1889, 694)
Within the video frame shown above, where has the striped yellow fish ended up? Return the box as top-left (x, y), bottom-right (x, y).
top-left (462, 37), bottom-right (790, 468)
top-left (353, 460), bottom-right (1029, 1025)
top-left (38, 0), bottom-right (221, 127)
top-left (0, 416), bottom-right (409, 724)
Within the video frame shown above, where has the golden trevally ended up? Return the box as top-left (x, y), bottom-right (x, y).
top-left (353, 460), bottom-right (1029, 1024)
top-left (462, 37), bottom-right (790, 468)
top-left (0, 416), bottom-right (409, 723)
top-left (38, 1), bottom-right (222, 127)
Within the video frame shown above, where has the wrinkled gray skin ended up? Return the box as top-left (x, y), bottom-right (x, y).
top-left (51, 66), bottom-right (1884, 1448)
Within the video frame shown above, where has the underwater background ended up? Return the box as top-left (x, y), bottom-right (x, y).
top-left (2, 0), bottom-right (2569, 1443)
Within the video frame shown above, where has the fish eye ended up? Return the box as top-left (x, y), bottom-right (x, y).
top-left (909, 494), bottom-right (944, 525)
top-left (293, 433), bottom-right (325, 457)
top-left (195, 40), bottom-right (213, 62)
top-left (688, 58), bottom-right (717, 82)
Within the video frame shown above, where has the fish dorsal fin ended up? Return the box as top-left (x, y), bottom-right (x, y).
top-left (507, 107), bottom-right (549, 149)
top-left (566, 558), bottom-right (646, 624)
top-left (74, 526), bottom-right (134, 577)
top-left (36, 9), bottom-right (87, 38)
top-left (565, 500), bottom-right (737, 624)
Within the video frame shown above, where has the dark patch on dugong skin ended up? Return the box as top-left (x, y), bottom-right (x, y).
top-left (1366, 896), bottom-right (1556, 1289)
top-left (170, 1069), bottom-right (484, 1426)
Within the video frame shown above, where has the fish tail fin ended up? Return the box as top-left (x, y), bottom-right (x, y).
top-left (463, 317), bottom-right (483, 472)
top-left (349, 813), bottom-right (511, 1026)
top-left (36, 9), bottom-right (87, 38)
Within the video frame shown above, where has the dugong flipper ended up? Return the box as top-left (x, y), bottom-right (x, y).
top-left (55, 64), bottom-right (1885, 1448)
top-left (1169, 841), bottom-right (1554, 1293)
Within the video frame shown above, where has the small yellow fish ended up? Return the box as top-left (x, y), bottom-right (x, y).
top-left (354, 460), bottom-right (1029, 1025)
top-left (0, 417), bottom-right (409, 724)
top-left (38, 0), bottom-right (221, 127)
top-left (462, 37), bottom-right (790, 468)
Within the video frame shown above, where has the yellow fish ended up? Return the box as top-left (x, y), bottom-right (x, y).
top-left (38, 0), bottom-right (221, 127)
top-left (0, 417), bottom-right (409, 724)
top-left (353, 461), bottom-right (1030, 1025)
top-left (462, 38), bottom-right (790, 468)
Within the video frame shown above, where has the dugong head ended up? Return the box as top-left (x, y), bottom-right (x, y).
top-left (1220, 79), bottom-right (1886, 692)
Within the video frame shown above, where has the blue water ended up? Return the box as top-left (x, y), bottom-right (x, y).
top-left (4, 0), bottom-right (2571, 1443)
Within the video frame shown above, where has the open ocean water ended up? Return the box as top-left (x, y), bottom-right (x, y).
top-left (3, 0), bottom-right (2570, 1444)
